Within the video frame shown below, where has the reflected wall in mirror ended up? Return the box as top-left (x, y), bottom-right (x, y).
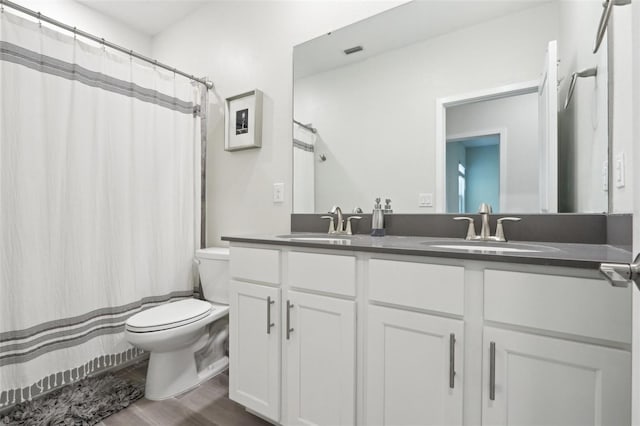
top-left (442, 85), bottom-right (543, 214)
top-left (445, 94), bottom-right (535, 215)
top-left (293, 0), bottom-right (609, 214)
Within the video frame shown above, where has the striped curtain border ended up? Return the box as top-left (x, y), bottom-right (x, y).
top-left (0, 291), bottom-right (194, 367)
top-left (0, 41), bottom-right (197, 115)
top-left (293, 138), bottom-right (314, 152)
top-left (0, 347), bottom-right (147, 409)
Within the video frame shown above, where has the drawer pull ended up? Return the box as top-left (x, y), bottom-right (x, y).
top-left (489, 341), bottom-right (496, 401)
top-left (266, 296), bottom-right (275, 334)
top-left (449, 333), bottom-right (456, 389)
top-left (286, 300), bottom-right (294, 340)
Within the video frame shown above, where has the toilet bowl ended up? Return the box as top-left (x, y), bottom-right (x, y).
top-left (124, 247), bottom-right (230, 400)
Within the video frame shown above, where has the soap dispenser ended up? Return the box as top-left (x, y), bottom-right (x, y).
top-left (383, 198), bottom-right (393, 214)
top-left (371, 197), bottom-right (385, 236)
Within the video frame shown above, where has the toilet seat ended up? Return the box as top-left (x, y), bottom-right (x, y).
top-left (126, 299), bottom-right (214, 333)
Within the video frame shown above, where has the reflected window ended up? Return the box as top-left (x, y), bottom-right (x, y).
top-left (458, 163), bottom-right (466, 214)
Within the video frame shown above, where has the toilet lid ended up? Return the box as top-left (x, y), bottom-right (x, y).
top-left (196, 247), bottom-right (229, 260)
top-left (126, 299), bottom-right (212, 333)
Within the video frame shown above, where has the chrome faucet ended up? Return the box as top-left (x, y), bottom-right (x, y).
top-left (493, 217), bottom-right (522, 241)
top-left (321, 206), bottom-right (361, 235)
top-left (454, 203), bottom-right (521, 242)
top-left (330, 206), bottom-right (344, 233)
top-left (478, 203), bottom-right (492, 240)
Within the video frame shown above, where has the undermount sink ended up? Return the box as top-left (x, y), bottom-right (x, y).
top-left (422, 241), bottom-right (558, 253)
top-left (277, 234), bottom-right (352, 244)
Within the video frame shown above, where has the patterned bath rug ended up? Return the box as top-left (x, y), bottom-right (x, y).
top-left (1, 374), bottom-right (144, 425)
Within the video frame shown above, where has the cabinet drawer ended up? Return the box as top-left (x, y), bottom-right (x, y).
top-left (369, 259), bottom-right (464, 315)
top-left (484, 269), bottom-right (631, 343)
top-left (288, 251), bottom-right (356, 297)
top-left (230, 246), bottom-right (280, 284)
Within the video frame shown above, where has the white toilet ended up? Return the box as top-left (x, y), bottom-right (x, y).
top-left (124, 247), bottom-right (230, 400)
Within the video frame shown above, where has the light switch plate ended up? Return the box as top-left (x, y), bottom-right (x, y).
top-left (273, 183), bottom-right (285, 203)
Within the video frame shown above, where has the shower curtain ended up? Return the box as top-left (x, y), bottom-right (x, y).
top-left (0, 10), bottom-right (202, 407)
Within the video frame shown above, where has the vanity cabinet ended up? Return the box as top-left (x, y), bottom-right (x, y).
top-left (229, 246), bottom-right (357, 426)
top-left (366, 305), bottom-right (464, 426)
top-left (284, 250), bottom-right (357, 426)
top-left (481, 327), bottom-right (631, 426)
top-left (228, 246), bottom-right (282, 421)
top-left (229, 280), bottom-right (281, 421)
top-left (285, 290), bottom-right (356, 426)
top-left (481, 269), bottom-right (632, 426)
top-left (366, 258), bottom-right (465, 425)
top-left (228, 242), bottom-right (631, 426)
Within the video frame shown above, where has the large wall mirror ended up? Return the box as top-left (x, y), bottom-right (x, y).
top-left (293, 0), bottom-right (609, 214)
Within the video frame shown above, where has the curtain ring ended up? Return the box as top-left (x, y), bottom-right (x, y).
top-left (73, 26), bottom-right (77, 39)
top-left (37, 11), bottom-right (41, 27)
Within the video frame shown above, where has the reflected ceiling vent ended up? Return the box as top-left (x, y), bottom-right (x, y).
top-left (343, 45), bottom-right (364, 55)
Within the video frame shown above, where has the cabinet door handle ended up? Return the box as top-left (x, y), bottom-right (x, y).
top-left (489, 341), bottom-right (496, 401)
top-left (266, 296), bottom-right (275, 334)
top-left (449, 333), bottom-right (456, 389)
top-left (286, 300), bottom-right (294, 340)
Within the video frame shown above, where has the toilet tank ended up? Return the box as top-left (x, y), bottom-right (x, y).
top-left (195, 247), bottom-right (229, 305)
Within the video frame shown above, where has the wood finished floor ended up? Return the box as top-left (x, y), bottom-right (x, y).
top-left (98, 361), bottom-right (270, 426)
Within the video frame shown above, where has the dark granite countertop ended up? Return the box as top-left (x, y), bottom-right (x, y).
top-left (221, 233), bottom-right (633, 270)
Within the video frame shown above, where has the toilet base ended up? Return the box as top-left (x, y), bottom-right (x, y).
top-left (144, 347), bottom-right (229, 400)
top-left (197, 356), bottom-right (229, 384)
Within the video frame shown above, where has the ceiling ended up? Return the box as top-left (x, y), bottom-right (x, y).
top-left (76, 0), bottom-right (550, 61)
top-left (75, 0), bottom-right (207, 36)
top-left (294, 0), bottom-right (550, 79)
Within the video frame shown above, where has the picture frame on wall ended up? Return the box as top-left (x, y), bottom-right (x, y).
top-left (224, 89), bottom-right (263, 151)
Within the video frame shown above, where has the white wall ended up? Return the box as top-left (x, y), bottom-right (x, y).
top-left (609, 4), bottom-right (634, 213)
top-left (7, 0), bottom-right (151, 54)
top-left (151, 1), bottom-right (405, 245)
top-left (446, 93), bottom-right (539, 213)
top-left (294, 3), bottom-right (558, 214)
top-left (631, 2), bottom-right (639, 424)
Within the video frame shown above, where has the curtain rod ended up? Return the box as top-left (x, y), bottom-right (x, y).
top-left (293, 120), bottom-right (317, 134)
top-left (0, 0), bottom-right (214, 90)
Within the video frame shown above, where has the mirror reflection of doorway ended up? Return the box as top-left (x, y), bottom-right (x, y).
top-left (437, 80), bottom-right (546, 214)
top-left (446, 134), bottom-right (500, 213)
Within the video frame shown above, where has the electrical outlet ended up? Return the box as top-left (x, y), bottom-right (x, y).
top-left (273, 183), bottom-right (285, 203)
top-left (419, 193), bottom-right (433, 207)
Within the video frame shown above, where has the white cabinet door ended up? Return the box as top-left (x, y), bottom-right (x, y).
top-left (366, 305), bottom-right (464, 426)
top-left (285, 290), bottom-right (356, 426)
top-left (482, 327), bottom-right (631, 426)
top-left (229, 280), bottom-right (281, 422)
